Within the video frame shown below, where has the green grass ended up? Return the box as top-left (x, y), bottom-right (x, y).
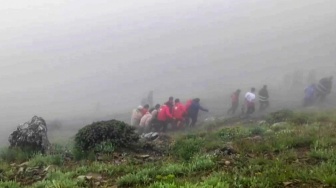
top-left (1, 110), bottom-right (336, 187)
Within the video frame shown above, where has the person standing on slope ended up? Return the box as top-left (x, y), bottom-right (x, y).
top-left (187, 98), bottom-right (209, 127)
top-left (258, 85), bottom-right (269, 112)
top-left (173, 99), bottom-right (186, 129)
top-left (149, 104), bottom-right (161, 131)
top-left (227, 89), bottom-right (241, 115)
top-left (157, 102), bottom-right (174, 132)
top-left (139, 111), bottom-right (153, 133)
top-left (316, 76), bottom-right (333, 102)
top-left (131, 106), bottom-right (144, 126)
top-left (244, 88), bottom-right (256, 115)
top-left (303, 84), bottom-right (316, 107)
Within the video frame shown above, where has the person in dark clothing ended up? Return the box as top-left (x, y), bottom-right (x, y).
top-left (227, 89), bottom-right (241, 115)
top-left (316, 76), bottom-right (333, 102)
top-left (149, 104), bottom-right (161, 132)
top-left (166, 96), bottom-right (174, 113)
top-left (187, 98), bottom-right (209, 127)
top-left (258, 85), bottom-right (269, 111)
top-left (303, 84), bottom-right (316, 107)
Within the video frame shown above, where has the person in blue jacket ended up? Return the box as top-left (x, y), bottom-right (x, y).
top-left (187, 98), bottom-right (209, 127)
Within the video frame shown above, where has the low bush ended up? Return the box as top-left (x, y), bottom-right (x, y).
top-left (0, 148), bottom-right (36, 163)
top-left (0, 181), bottom-right (21, 188)
top-left (218, 127), bottom-right (250, 141)
top-left (266, 109), bottom-right (294, 124)
top-left (28, 154), bottom-right (64, 167)
top-left (171, 135), bottom-right (204, 161)
top-left (74, 120), bottom-right (139, 152)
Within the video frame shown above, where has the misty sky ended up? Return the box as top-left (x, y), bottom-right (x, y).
top-left (0, 0), bottom-right (335, 130)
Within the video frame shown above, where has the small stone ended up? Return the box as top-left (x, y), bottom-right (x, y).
top-left (136, 154), bottom-right (150, 159)
top-left (225, 161), bottom-right (231, 166)
top-left (18, 162), bottom-right (29, 167)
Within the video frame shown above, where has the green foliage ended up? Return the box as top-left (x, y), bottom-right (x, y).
top-left (0, 148), bottom-right (36, 163)
top-left (218, 127), bottom-right (250, 141)
top-left (0, 181), bottom-right (21, 188)
top-left (289, 112), bottom-right (313, 125)
top-left (171, 135), bottom-right (204, 161)
top-left (249, 126), bottom-right (266, 136)
top-left (266, 109), bottom-right (294, 124)
top-left (189, 155), bottom-right (215, 172)
top-left (29, 170), bottom-right (81, 188)
top-left (94, 141), bottom-right (115, 154)
top-left (28, 154), bottom-right (64, 167)
top-left (74, 119), bottom-right (139, 152)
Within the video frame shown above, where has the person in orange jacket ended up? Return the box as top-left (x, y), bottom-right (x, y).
top-left (157, 102), bottom-right (174, 132)
top-left (173, 99), bottom-right (186, 129)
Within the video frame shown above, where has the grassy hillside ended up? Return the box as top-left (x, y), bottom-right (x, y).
top-left (1, 110), bottom-right (336, 187)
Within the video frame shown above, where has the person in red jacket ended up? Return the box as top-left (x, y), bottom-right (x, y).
top-left (157, 102), bottom-right (174, 132)
top-left (173, 99), bottom-right (186, 129)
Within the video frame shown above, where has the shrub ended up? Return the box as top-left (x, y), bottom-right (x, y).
top-left (218, 127), bottom-right (250, 141)
top-left (28, 154), bottom-right (63, 167)
top-left (0, 181), bottom-right (21, 188)
top-left (171, 135), bottom-right (204, 161)
top-left (266, 109), bottom-right (294, 124)
top-left (289, 113), bottom-right (312, 125)
top-left (74, 120), bottom-right (139, 152)
top-left (249, 126), bottom-right (266, 136)
top-left (0, 148), bottom-right (36, 163)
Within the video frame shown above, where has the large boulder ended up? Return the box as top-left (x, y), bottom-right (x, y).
top-left (8, 116), bottom-right (50, 153)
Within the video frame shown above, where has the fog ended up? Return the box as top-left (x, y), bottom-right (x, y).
top-left (0, 0), bottom-right (335, 143)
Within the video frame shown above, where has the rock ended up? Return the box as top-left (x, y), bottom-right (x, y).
top-left (224, 161), bottom-right (231, 166)
top-left (214, 146), bottom-right (236, 156)
top-left (258, 120), bottom-right (267, 125)
top-left (43, 165), bottom-right (57, 172)
top-left (9, 116), bottom-right (50, 153)
top-left (18, 167), bottom-right (25, 174)
top-left (271, 122), bottom-right (287, 128)
top-left (246, 136), bottom-right (262, 141)
top-left (18, 162), bottom-right (29, 167)
top-left (86, 173), bottom-right (103, 181)
top-left (135, 154), bottom-right (150, 159)
top-left (77, 175), bottom-right (86, 180)
top-left (141, 132), bottom-right (159, 141)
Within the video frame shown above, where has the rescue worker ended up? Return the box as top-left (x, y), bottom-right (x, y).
top-left (173, 99), bottom-right (186, 129)
top-left (149, 104), bottom-right (161, 132)
top-left (184, 99), bottom-right (193, 127)
top-left (157, 102), bottom-right (174, 132)
top-left (244, 88), bottom-right (256, 115)
top-left (303, 84), bottom-right (316, 107)
top-left (139, 111), bottom-right (153, 133)
top-left (165, 96), bottom-right (174, 113)
top-left (227, 89), bottom-right (241, 115)
top-left (187, 98), bottom-right (209, 127)
top-left (130, 106), bottom-right (144, 126)
top-left (316, 76), bottom-right (333, 102)
top-left (141, 104), bottom-right (150, 115)
top-left (258, 85), bottom-right (269, 111)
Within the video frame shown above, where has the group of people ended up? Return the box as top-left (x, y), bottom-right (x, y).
top-left (304, 76), bottom-right (333, 107)
top-left (130, 76), bottom-right (333, 133)
top-left (131, 96), bottom-right (209, 133)
top-left (227, 85), bottom-right (270, 116)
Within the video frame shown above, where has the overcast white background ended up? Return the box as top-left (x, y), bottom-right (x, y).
top-left (0, 0), bottom-right (335, 138)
